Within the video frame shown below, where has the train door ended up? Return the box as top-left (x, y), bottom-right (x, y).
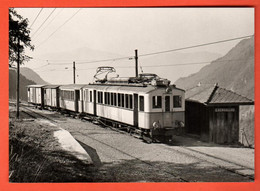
top-left (75, 90), bottom-right (79, 112)
top-left (133, 94), bottom-right (139, 127)
top-left (163, 95), bottom-right (172, 127)
top-left (93, 90), bottom-right (97, 116)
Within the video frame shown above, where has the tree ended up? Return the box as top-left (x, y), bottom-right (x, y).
top-left (9, 8), bottom-right (34, 66)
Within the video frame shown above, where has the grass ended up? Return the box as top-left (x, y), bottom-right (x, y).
top-left (9, 112), bottom-right (96, 182)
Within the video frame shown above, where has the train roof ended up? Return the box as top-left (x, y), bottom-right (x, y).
top-left (59, 84), bottom-right (88, 90)
top-left (84, 84), bottom-right (182, 94)
top-left (27, 84), bottom-right (46, 88)
top-left (43, 85), bottom-right (60, 89)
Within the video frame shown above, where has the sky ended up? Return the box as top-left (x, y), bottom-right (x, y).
top-left (15, 7), bottom-right (254, 84)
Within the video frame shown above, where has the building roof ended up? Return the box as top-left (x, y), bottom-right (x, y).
top-left (186, 84), bottom-right (254, 105)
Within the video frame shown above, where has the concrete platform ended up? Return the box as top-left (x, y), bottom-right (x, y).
top-left (53, 127), bottom-right (93, 164)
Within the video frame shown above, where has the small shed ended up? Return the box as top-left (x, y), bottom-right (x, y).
top-left (185, 84), bottom-right (254, 144)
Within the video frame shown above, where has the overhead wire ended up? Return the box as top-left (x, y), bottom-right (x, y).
top-left (36, 8), bottom-right (82, 48)
top-left (35, 58), bottom-right (253, 72)
top-left (29, 8), bottom-right (43, 28)
top-left (32, 8), bottom-right (64, 41)
top-left (138, 35), bottom-right (254, 57)
top-left (33, 34), bottom-right (253, 65)
top-left (31, 8), bottom-right (57, 38)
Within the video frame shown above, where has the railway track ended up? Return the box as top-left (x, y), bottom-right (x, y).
top-left (156, 144), bottom-right (254, 180)
top-left (11, 102), bottom-right (254, 181)
top-left (71, 130), bottom-right (189, 182)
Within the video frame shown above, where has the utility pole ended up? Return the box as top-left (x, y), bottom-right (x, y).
top-left (73, 61), bottom-right (76, 84)
top-left (135, 49), bottom-right (138, 77)
top-left (16, 37), bottom-right (20, 119)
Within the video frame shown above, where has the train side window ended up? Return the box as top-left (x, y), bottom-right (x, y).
top-left (152, 96), bottom-right (162, 108)
top-left (173, 95), bottom-right (182, 108)
top-left (121, 94), bottom-right (125, 107)
top-left (139, 96), bottom-right (144, 111)
top-left (111, 93), bottom-right (114, 105)
top-left (125, 94), bottom-right (129, 108)
top-left (129, 95), bottom-right (133, 109)
top-left (101, 92), bottom-right (103, 104)
top-left (104, 92), bottom-right (107, 104)
top-left (90, 91), bottom-right (92, 102)
top-left (118, 93), bottom-right (121, 107)
top-left (86, 90), bottom-right (88, 101)
top-left (108, 93), bottom-right (110, 105)
top-left (114, 93), bottom-right (117, 106)
top-left (71, 91), bottom-right (75, 100)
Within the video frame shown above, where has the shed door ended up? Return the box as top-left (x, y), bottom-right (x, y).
top-left (211, 107), bottom-right (239, 144)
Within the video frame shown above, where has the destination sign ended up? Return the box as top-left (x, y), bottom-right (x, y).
top-left (215, 108), bottom-right (235, 112)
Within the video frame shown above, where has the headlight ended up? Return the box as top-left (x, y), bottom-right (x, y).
top-left (153, 121), bottom-right (161, 129)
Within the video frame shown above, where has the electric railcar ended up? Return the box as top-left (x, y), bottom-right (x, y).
top-left (27, 73), bottom-right (185, 142)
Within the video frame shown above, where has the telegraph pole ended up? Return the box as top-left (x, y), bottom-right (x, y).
top-left (73, 61), bottom-right (76, 84)
top-left (135, 49), bottom-right (138, 77)
top-left (16, 37), bottom-right (20, 118)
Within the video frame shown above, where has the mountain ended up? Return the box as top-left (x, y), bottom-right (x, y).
top-left (175, 37), bottom-right (254, 100)
top-left (21, 67), bottom-right (49, 84)
top-left (9, 69), bottom-right (36, 101)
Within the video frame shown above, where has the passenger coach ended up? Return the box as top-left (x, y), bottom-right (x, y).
top-left (81, 80), bottom-right (185, 141)
top-left (27, 84), bottom-right (45, 108)
top-left (59, 84), bottom-right (86, 113)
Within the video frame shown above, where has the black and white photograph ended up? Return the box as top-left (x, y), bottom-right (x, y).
top-left (9, 7), bottom-right (255, 182)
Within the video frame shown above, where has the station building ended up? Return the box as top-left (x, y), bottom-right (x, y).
top-left (185, 84), bottom-right (254, 146)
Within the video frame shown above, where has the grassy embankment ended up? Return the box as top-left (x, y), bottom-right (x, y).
top-left (9, 109), bottom-right (96, 182)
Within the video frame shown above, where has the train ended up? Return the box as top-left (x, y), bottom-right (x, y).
top-left (27, 68), bottom-right (185, 143)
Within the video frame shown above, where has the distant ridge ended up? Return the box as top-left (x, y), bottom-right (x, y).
top-left (21, 67), bottom-right (49, 85)
top-left (9, 67), bottom-right (48, 101)
top-left (175, 37), bottom-right (254, 100)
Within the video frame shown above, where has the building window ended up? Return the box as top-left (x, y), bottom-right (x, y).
top-left (152, 96), bottom-right (162, 108)
top-left (173, 95), bottom-right (182, 108)
top-left (139, 96), bottom-right (144, 111)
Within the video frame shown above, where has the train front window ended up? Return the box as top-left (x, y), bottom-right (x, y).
top-left (165, 96), bottom-right (170, 112)
top-left (139, 96), bottom-right (144, 111)
top-left (173, 95), bottom-right (182, 108)
top-left (152, 96), bottom-right (162, 109)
